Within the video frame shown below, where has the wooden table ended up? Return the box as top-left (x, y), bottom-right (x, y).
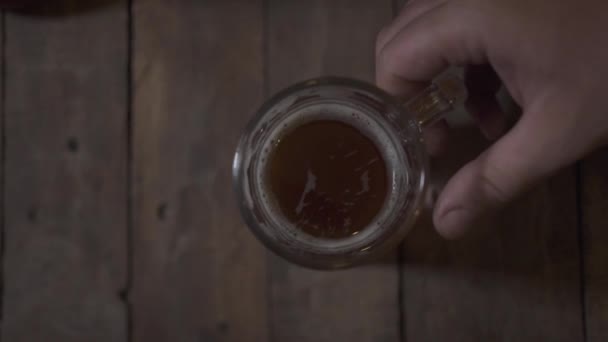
top-left (1, 0), bottom-right (606, 341)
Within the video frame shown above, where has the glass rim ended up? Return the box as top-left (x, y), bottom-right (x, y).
top-left (233, 76), bottom-right (430, 269)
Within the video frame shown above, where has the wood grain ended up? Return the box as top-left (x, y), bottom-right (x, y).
top-left (0, 11), bottom-right (4, 331)
top-left (401, 128), bottom-right (584, 341)
top-left (582, 150), bottom-right (608, 342)
top-left (2, 3), bottom-right (128, 342)
top-left (389, 2), bottom-right (584, 339)
top-left (266, 1), bottom-right (400, 342)
top-left (131, 1), bottom-right (268, 341)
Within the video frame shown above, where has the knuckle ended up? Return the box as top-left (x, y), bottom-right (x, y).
top-left (479, 173), bottom-right (509, 205)
top-left (377, 40), bottom-right (399, 73)
top-left (479, 161), bottom-right (510, 205)
top-left (375, 26), bottom-right (391, 56)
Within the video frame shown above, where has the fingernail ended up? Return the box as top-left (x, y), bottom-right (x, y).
top-left (435, 207), bottom-right (474, 239)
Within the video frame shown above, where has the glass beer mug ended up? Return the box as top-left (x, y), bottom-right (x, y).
top-left (233, 74), bottom-right (466, 269)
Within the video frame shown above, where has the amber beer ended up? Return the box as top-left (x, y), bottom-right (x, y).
top-left (257, 102), bottom-right (401, 240)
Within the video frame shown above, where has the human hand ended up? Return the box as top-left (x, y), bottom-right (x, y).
top-left (376, 0), bottom-right (608, 238)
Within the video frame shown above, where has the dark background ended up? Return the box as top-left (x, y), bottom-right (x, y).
top-left (0, 0), bottom-right (606, 341)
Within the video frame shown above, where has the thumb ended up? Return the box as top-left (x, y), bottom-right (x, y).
top-left (433, 102), bottom-right (580, 239)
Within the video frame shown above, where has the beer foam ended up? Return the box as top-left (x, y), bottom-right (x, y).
top-left (255, 101), bottom-right (410, 244)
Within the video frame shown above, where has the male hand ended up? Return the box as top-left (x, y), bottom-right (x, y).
top-left (376, 0), bottom-right (608, 238)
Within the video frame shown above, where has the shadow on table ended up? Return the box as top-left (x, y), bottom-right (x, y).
top-left (371, 120), bottom-right (589, 300)
top-left (370, 124), bottom-right (491, 267)
top-left (2, 0), bottom-right (122, 16)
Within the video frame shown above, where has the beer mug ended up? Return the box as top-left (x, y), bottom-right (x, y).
top-left (233, 75), bottom-right (466, 269)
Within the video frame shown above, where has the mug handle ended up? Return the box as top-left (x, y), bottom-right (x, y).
top-left (405, 73), bottom-right (468, 128)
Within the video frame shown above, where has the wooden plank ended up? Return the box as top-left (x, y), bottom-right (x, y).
top-left (393, 1), bottom-right (584, 338)
top-left (582, 149), bottom-right (608, 342)
top-left (2, 4), bottom-right (128, 342)
top-left (266, 1), bottom-right (400, 342)
top-left (0, 10), bottom-right (4, 327)
top-left (401, 126), bottom-right (584, 340)
top-left (131, 1), bottom-right (268, 341)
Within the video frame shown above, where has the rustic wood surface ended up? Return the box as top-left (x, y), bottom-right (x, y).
top-left (2, 2), bottom-right (128, 342)
top-left (0, 0), bottom-right (603, 341)
top-left (402, 136), bottom-right (584, 341)
top-left (266, 1), bottom-right (399, 342)
top-left (583, 149), bottom-right (608, 342)
top-left (131, 1), bottom-right (268, 341)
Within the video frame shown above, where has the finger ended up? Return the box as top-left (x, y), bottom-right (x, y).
top-left (467, 96), bottom-right (508, 140)
top-left (377, 4), bottom-right (485, 97)
top-left (432, 100), bottom-right (582, 239)
top-left (465, 65), bottom-right (507, 140)
top-left (376, 0), bottom-right (447, 57)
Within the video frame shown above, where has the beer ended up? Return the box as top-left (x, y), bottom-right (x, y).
top-left (261, 104), bottom-right (391, 239)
